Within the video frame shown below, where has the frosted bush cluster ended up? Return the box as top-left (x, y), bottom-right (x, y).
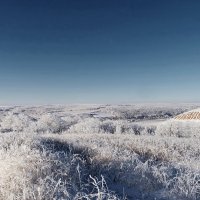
top-left (156, 119), bottom-right (200, 137)
top-left (68, 118), bottom-right (156, 135)
top-left (115, 120), bottom-right (156, 135)
top-left (69, 118), bottom-right (118, 134)
top-left (0, 112), bottom-right (36, 132)
top-left (36, 114), bottom-right (68, 133)
top-left (68, 118), bottom-right (102, 134)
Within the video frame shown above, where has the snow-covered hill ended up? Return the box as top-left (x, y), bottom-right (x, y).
top-left (0, 103), bottom-right (200, 199)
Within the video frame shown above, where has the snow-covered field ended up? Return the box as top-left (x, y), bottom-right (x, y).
top-left (1, 103), bottom-right (200, 200)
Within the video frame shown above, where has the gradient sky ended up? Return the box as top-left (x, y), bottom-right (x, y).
top-left (1, 0), bottom-right (200, 104)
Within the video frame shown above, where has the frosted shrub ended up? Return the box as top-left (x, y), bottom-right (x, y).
top-left (156, 119), bottom-right (200, 137)
top-left (115, 120), bottom-right (129, 134)
top-left (115, 120), bottom-right (144, 134)
top-left (0, 112), bottom-right (35, 132)
top-left (69, 118), bottom-right (102, 134)
top-left (115, 122), bottom-right (138, 134)
top-left (71, 119), bottom-right (138, 135)
top-left (142, 125), bottom-right (157, 135)
top-left (62, 115), bottom-right (79, 126)
top-left (131, 124), bottom-right (145, 135)
top-left (36, 114), bottom-right (68, 133)
top-left (69, 118), bottom-right (117, 134)
top-left (115, 121), bottom-right (155, 135)
top-left (100, 120), bottom-right (116, 134)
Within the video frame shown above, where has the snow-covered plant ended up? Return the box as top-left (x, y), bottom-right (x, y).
top-left (99, 120), bottom-right (116, 134)
top-left (36, 114), bottom-right (68, 133)
top-left (156, 119), bottom-right (200, 137)
top-left (68, 118), bottom-right (118, 134)
top-left (115, 121), bottom-right (155, 135)
top-left (61, 115), bottom-right (80, 128)
top-left (0, 112), bottom-right (36, 132)
top-left (68, 118), bottom-right (102, 134)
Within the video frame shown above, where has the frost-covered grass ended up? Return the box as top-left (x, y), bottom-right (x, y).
top-left (0, 132), bottom-right (120, 200)
top-left (0, 104), bottom-right (200, 199)
top-left (42, 133), bottom-right (200, 199)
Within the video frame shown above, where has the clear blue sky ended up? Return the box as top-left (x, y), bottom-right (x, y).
top-left (1, 0), bottom-right (200, 104)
